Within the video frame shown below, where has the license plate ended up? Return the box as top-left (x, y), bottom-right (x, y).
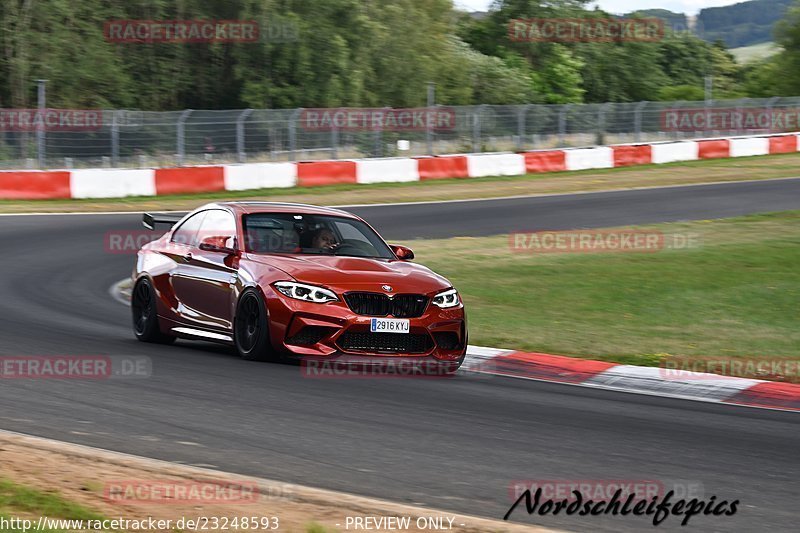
top-left (370, 318), bottom-right (410, 333)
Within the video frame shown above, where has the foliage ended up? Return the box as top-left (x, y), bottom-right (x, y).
top-left (696, 0), bottom-right (792, 48)
top-left (0, 0), bottom-right (795, 109)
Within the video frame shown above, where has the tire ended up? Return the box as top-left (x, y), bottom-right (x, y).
top-left (234, 289), bottom-right (276, 362)
top-left (131, 278), bottom-right (176, 344)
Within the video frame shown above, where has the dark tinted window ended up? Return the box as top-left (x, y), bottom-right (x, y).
top-left (243, 213), bottom-right (393, 259)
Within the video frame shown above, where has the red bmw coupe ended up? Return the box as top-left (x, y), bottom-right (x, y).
top-left (132, 202), bottom-right (467, 371)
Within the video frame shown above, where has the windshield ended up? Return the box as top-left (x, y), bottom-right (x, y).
top-left (243, 213), bottom-right (395, 259)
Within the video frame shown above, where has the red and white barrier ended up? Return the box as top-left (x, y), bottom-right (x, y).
top-left (224, 162), bottom-right (296, 191)
top-left (564, 146), bottom-right (614, 171)
top-left (465, 346), bottom-right (800, 411)
top-left (357, 158), bottom-right (419, 184)
top-left (651, 140), bottom-right (699, 164)
top-left (465, 153), bottom-right (526, 177)
top-left (2, 132), bottom-right (798, 199)
top-left (417, 156), bottom-right (469, 180)
top-left (70, 169), bottom-right (156, 199)
top-left (729, 137), bottom-right (769, 158)
top-left (0, 171), bottom-right (72, 199)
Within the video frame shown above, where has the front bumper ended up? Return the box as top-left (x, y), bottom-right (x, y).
top-left (265, 292), bottom-right (467, 362)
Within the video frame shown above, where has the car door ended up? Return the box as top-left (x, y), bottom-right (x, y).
top-left (170, 209), bottom-right (239, 332)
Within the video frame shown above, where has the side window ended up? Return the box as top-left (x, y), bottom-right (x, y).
top-left (334, 220), bottom-right (370, 244)
top-left (198, 209), bottom-right (237, 245)
top-left (171, 211), bottom-right (207, 246)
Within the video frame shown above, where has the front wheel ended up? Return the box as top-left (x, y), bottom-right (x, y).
top-left (234, 289), bottom-right (276, 362)
top-left (131, 278), bottom-right (176, 344)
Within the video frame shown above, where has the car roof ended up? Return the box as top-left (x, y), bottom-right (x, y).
top-left (204, 201), bottom-right (357, 218)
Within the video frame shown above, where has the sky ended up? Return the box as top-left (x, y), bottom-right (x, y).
top-left (454, 1), bottom-right (751, 16)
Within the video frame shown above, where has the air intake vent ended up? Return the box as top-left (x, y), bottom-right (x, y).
top-left (337, 332), bottom-right (433, 354)
top-left (344, 292), bottom-right (428, 318)
top-left (287, 326), bottom-right (331, 346)
top-left (433, 332), bottom-right (462, 350)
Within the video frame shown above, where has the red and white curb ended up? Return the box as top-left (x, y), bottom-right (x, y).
top-left (465, 346), bottom-right (800, 412)
top-left (3, 131), bottom-right (800, 199)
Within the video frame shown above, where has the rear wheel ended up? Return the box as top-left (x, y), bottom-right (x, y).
top-left (131, 278), bottom-right (175, 344)
top-left (234, 289), bottom-right (276, 361)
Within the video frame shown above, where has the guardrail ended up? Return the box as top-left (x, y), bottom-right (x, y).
top-left (1, 131), bottom-right (796, 200)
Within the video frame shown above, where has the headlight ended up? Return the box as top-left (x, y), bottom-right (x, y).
top-left (432, 288), bottom-right (460, 308)
top-left (274, 281), bottom-right (338, 303)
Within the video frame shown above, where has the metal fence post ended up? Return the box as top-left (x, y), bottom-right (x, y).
top-left (596, 103), bottom-right (611, 146)
top-left (734, 98), bottom-right (747, 135)
top-left (111, 110), bottom-right (120, 167)
top-left (471, 108), bottom-right (480, 153)
top-left (766, 96), bottom-right (780, 134)
top-left (558, 104), bottom-right (570, 147)
top-left (517, 105), bottom-right (531, 151)
top-left (375, 107), bottom-right (388, 157)
top-left (236, 109), bottom-right (253, 163)
top-left (176, 109), bottom-right (193, 166)
top-left (36, 79), bottom-right (47, 168)
top-left (331, 123), bottom-right (339, 159)
top-left (289, 108), bottom-right (302, 161)
top-left (426, 82), bottom-right (435, 155)
top-left (634, 101), bottom-right (648, 142)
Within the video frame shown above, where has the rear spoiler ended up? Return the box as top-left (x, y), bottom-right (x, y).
top-left (142, 213), bottom-right (184, 230)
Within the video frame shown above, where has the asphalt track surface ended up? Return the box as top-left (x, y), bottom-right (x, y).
top-left (1, 178), bottom-right (799, 532)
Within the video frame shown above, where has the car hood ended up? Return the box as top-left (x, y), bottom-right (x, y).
top-left (249, 254), bottom-right (452, 294)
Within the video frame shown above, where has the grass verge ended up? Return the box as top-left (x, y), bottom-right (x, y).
top-left (0, 478), bottom-right (106, 532)
top-left (1, 152), bottom-right (800, 213)
top-left (411, 211), bottom-right (800, 376)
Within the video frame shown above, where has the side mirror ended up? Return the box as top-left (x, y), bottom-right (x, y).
top-left (199, 235), bottom-right (237, 255)
top-left (390, 244), bottom-right (414, 261)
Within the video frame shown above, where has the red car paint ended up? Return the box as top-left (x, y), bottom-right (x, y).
top-left (133, 202), bottom-right (467, 366)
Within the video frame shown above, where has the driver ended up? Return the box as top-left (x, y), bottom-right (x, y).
top-left (310, 228), bottom-right (338, 251)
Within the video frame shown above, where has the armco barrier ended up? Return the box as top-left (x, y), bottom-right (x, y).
top-left (155, 166), bottom-right (225, 195)
top-left (224, 162), bottom-right (296, 191)
top-left (651, 140), bottom-right (698, 164)
top-left (465, 153), bottom-right (526, 177)
top-left (296, 161), bottom-right (357, 187)
top-left (357, 158), bottom-right (419, 184)
top-left (417, 156), bottom-right (469, 180)
top-left (1, 132), bottom-right (798, 200)
top-left (730, 137), bottom-right (769, 158)
top-left (523, 150), bottom-right (566, 173)
top-left (564, 147), bottom-right (614, 171)
top-left (612, 145), bottom-right (652, 167)
top-left (0, 171), bottom-right (72, 200)
top-left (769, 135), bottom-right (798, 154)
top-left (697, 139), bottom-right (730, 159)
top-left (71, 169), bottom-right (156, 199)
